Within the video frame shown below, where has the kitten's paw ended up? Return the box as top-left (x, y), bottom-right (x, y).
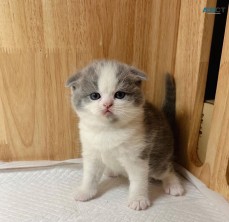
top-left (163, 182), bottom-right (184, 196)
top-left (128, 197), bottom-right (150, 211)
top-left (74, 188), bottom-right (97, 202)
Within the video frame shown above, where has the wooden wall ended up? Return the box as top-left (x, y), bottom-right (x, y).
top-left (174, 0), bottom-right (216, 167)
top-left (178, 9), bottom-right (229, 200)
top-left (206, 12), bottom-right (229, 199)
top-left (0, 0), bottom-right (180, 161)
top-left (174, 0), bottom-right (229, 200)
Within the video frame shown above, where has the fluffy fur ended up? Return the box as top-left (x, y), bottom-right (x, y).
top-left (66, 60), bottom-right (184, 211)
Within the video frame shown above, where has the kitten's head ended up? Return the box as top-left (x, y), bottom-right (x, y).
top-left (66, 60), bottom-right (146, 124)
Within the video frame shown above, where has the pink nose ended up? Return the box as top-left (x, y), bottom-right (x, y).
top-left (103, 102), bottom-right (113, 108)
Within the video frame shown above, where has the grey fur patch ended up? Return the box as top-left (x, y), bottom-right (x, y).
top-left (162, 74), bottom-right (176, 130)
top-left (115, 64), bottom-right (145, 106)
top-left (141, 102), bottom-right (174, 178)
top-left (65, 72), bottom-right (82, 89)
top-left (129, 66), bottom-right (147, 80)
top-left (140, 74), bottom-right (176, 177)
top-left (67, 64), bottom-right (99, 110)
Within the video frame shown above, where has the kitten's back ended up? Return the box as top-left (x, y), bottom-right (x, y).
top-left (142, 74), bottom-right (176, 177)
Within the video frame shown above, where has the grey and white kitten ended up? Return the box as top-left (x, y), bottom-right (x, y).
top-left (66, 60), bottom-right (184, 211)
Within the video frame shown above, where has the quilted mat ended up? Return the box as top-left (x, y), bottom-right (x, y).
top-left (0, 159), bottom-right (228, 222)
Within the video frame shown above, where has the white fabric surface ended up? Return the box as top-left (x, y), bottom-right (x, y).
top-left (0, 159), bottom-right (228, 222)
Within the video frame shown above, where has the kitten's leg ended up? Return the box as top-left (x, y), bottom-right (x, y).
top-left (161, 170), bottom-right (184, 196)
top-left (104, 167), bottom-right (119, 177)
top-left (74, 156), bottom-right (104, 202)
top-left (121, 158), bottom-right (150, 210)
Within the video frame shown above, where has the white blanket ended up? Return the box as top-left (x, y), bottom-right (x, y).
top-left (0, 159), bottom-right (228, 222)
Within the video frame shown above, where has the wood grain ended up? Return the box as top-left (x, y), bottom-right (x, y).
top-left (174, 0), bottom-right (229, 200)
top-left (0, 0), bottom-right (180, 161)
top-left (0, 51), bottom-right (80, 160)
top-left (204, 11), bottom-right (229, 199)
top-left (175, 0), bottom-right (216, 167)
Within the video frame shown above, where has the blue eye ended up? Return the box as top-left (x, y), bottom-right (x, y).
top-left (114, 91), bottom-right (126, 99)
top-left (89, 92), bottom-right (101, 100)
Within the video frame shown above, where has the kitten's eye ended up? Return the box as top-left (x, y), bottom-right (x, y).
top-left (89, 92), bottom-right (101, 100)
top-left (114, 91), bottom-right (126, 99)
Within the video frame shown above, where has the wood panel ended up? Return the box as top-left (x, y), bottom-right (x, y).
top-left (203, 12), bottom-right (229, 199)
top-left (0, 51), bottom-right (79, 160)
top-left (174, 0), bottom-right (229, 200)
top-left (174, 0), bottom-right (216, 165)
top-left (0, 0), bottom-right (180, 161)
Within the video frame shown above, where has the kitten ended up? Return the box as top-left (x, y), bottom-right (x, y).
top-left (66, 60), bottom-right (184, 211)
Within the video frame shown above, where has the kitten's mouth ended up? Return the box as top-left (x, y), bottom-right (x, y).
top-left (102, 109), bottom-right (113, 116)
top-left (102, 109), bottom-right (117, 122)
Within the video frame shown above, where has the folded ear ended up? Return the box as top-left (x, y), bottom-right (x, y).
top-left (65, 72), bottom-right (82, 90)
top-left (129, 66), bottom-right (147, 81)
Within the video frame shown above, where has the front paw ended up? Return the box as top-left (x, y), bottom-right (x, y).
top-left (128, 196), bottom-right (151, 211)
top-left (74, 188), bottom-right (97, 202)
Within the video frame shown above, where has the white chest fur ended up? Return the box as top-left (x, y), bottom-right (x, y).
top-left (81, 121), bottom-right (144, 148)
top-left (79, 120), bottom-right (145, 174)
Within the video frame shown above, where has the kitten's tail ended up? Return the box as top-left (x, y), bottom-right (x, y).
top-left (162, 73), bottom-right (176, 130)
